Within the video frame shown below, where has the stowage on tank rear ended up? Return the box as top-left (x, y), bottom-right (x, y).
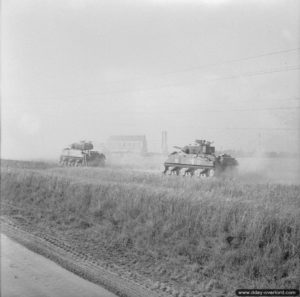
top-left (163, 139), bottom-right (238, 177)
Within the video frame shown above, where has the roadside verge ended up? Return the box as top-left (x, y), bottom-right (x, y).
top-left (1, 217), bottom-right (167, 297)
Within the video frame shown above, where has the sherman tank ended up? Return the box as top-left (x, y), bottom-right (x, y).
top-left (163, 140), bottom-right (238, 177)
top-left (59, 141), bottom-right (106, 167)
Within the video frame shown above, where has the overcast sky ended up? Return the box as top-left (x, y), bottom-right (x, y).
top-left (1, 0), bottom-right (300, 159)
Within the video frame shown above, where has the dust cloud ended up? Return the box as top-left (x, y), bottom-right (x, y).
top-left (107, 154), bottom-right (300, 184)
top-left (237, 157), bottom-right (300, 184)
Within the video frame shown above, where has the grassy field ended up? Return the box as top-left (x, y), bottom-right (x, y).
top-left (1, 159), bottom-right (300, 296)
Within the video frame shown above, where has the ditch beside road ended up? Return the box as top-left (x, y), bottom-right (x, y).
top-left (1, 233), bottom-right (117, 297)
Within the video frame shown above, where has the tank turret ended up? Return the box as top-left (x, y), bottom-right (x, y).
top-left (173, 140), bottom-right (215, 155)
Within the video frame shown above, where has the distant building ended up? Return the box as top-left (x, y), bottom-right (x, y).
top-left (107, 135), bottom-right (147, 154)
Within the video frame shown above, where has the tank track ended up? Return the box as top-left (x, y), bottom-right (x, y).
top-left (163, 164), bottom-right (215, 177)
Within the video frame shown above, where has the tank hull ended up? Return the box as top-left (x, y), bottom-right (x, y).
top-left (59, 149), bottom-right (105, 167)
top-left (164, 153), bottom-right (215, 167)
top-left (163, 152), bottom-right (238, 177)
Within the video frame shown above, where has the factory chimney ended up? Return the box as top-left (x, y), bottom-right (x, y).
top-left (161, 131), bottom-right (168, 155)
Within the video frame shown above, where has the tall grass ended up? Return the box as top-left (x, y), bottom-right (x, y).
top-left (1, 165), bottom-right (300, 291)
top-left (1, 159), bottom-right (57, 169)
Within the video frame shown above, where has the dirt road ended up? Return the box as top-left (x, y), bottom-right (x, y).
top-left (1, 233), bottom-right (117, 297)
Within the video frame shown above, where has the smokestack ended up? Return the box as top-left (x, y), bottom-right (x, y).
top-left (161, 131), bottom-right (168, 155)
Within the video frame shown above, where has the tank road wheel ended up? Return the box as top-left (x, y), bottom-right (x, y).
top-left (180, 168), bottom-right (186, 176)
top-left (194, 169), bottom-right (201, 177)
top-left (199, 168), bottom-right (208, 178)
top-left (163, 165), bottom-right (169, 175)
top-left (174, 167), bottom-right (181, 176)
top-left (171, 167), bottom-right (180, 175)
top-left (207, 168), bottom-right (215, 177)
top-left (184, 168), bottom-right (195, 177)
top-left (195, 169), bottom-right (206, 177)
top-left (167, 167), bottom-right (173, 175)
top-left (68, 159), bottom-right (75, 166)
top-left (59, 157), bottom-right (65, 166)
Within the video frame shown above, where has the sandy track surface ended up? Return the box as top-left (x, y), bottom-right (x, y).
top-left (1, 233), bottom-right (117, 297)
top-left (1, 217), bottom-right (169, 297)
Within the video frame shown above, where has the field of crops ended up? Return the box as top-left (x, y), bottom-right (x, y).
top-left (1, 159), bottom-right (300, 296)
